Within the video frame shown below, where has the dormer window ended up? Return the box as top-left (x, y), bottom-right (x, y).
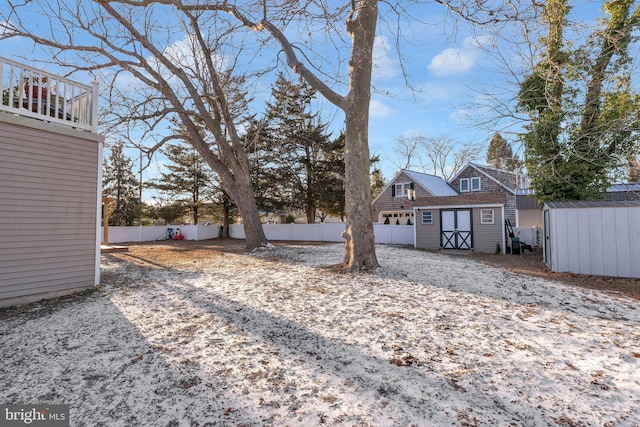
top-left (460, 177), bottom-right (481, 192)
top-left (471, 177), bottom-right (481, 191)
top-left (392, 182), bottom-right (414, 198)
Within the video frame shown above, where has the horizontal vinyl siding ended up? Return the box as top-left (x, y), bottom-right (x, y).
top-left (0, 118), bottom-right (99, 301)
top-left (415, 209), bottom-right (441, 250)
top-left (472, 208), bottom-right (503, 253)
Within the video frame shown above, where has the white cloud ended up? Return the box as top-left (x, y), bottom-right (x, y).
top-left (428, 35), bottom-right (490, 77)
top-left (370, 99), bottom-right (393, 118)
top-left (372, 35), bottom-right (398, 79)
top-left (449, 109), bottom-right (470, 123)
top-left (428, 48), bottom-right (477, 76)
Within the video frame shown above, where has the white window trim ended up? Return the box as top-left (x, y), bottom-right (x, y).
top-left (460, 178), bottom-right (470, 193)
top-left (480, 209), bottom-right (495, 224)
top-left (394, 183), bottom-right (408, 198)
top-left (421, 211), bottom-right (433, 224)
top-left (471, 177), bottom-right (481, 191)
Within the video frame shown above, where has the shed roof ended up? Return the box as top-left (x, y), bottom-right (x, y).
top-left (607, 183), bottom-right (640, 192)
top-left (544, 200), bottom-right (640, 209)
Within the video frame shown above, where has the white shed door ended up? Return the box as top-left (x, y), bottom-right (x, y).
top-left (441, 210), bottom-right (472, 249)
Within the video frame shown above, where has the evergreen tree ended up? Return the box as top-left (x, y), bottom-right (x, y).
top-left (316, 132), bottom-right (346, 221)
top-left (486, 132), bottom-right (521, 172)
top-left (370, 156), bottom-right (386, 200)
top-left (257, 73), bottom-right (342, 223)
top-left (244, 118), bottom-right (288, 215)
top-left (149, 141), bottom-right (215, 225)
top-left (519, 0), bottom-right (640, 202)
top-left (103, 142), bottom-right (143, 226)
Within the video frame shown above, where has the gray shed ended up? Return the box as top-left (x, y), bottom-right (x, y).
top-left (542, 200), bottom-right (640, 278)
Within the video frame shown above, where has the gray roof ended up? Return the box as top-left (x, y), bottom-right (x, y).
top-left (403, 170), bottom-right (458, 196)
top-left (544, 200), bottom-right (640, 209)
top-left (518, 183), bottom-right (640, 195)
top-left (515, 188), bottom-right (536, 196)
top-left (607, 183), bottom-right (640, 192)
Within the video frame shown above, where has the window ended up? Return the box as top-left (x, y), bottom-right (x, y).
top-left (460, 178), bottom-right (469, 192)
top-left (471, 177), bottom-right (481, 191)
top-left (394, 183), bottom-right (404, 197)
top-left (481, 209), bottom-right (494, 224)
top-left (393, 182), bottom-right (414, 198)
top-left (422, 211), bottom-right (433, 224)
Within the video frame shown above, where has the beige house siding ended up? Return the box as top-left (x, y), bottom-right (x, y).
top-left (471, 207), bottom-right (504, 253)
top-left (0, 113), bottom-right (102, 305)
top-left (415, 202), bottom-right (505, 254)
top-left (415, 209), bottom-right (441, 250)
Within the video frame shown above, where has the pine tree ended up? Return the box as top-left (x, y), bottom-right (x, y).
top-left (316, 132), bottom-right (346, 221)
top-left (103, 142), bottom-right (143, 226)
top-left (370, 155), bottom-right (386, 200)
top-left (149, 141), bottom-right (216, 225)
top-left (486, 132), bottom-right (521, 171)
top-left (258, 73), bottom-right (341, 223)
top-left (244, 118), bottom-right (286, 214)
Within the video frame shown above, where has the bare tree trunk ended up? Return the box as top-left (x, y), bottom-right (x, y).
top-left (342, 114), bottom-right (377, 269)
top-left (258, 0), bottom-right (380, 270)
top-left (236, 196), bottom-right (266, 250)
top-left (341, 0), bottom-right (379, 270)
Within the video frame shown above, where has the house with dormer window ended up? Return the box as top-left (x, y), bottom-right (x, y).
top-left (448, 163), bottom-right (528, 227)
top-left (371, 169), bottom-right (458, 224)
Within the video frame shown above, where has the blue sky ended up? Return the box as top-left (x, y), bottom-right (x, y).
top-left (0, 1), bottom-right (610, 200)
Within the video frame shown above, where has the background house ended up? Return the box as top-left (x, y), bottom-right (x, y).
top-left (371, 169), bottom-right (457, 224)
top-left (0, 57), bottom-right (103, 307)
top-left (414, 193), bottom-right (506, 254)
top-left (448, 163), bottom-right (528, 227)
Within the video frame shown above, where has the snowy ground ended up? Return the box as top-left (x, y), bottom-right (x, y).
top-left (1, 243), bottom-right (639, 426)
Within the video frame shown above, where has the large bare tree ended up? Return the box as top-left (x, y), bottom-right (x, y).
top-left (108, 0), bottom-right (382, 270)
top-left (393, 134), bottom-right (481, 180)
top-left (2, 0), bottom-right (541, 269)
top-left (2, 1), bottom-right (268, 249)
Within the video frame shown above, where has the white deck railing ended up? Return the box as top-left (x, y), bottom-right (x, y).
top-left (0, 56), bottom-right (98, 133)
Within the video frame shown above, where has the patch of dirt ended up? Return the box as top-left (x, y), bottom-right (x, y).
top-left (111, 239), bottom-right (247, 265)
top-left (110, 239), bottom-right (640, 301)
top-left (470, 249), bottom-right (640, 301)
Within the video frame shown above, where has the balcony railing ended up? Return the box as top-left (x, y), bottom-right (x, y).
top-left (0, 56), bottom-right (98, 133)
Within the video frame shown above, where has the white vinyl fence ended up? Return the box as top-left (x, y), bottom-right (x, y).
top-left (102, 223), bottom-right (415, 245)
top-left (103, 223), bottom-right (539, 248)
top-left (103, 224), bottom-right (220, 244)
top-left (511, 226), bottom-right (542, 247)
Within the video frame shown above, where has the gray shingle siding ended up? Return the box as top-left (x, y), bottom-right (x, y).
top-left (449, 164), bottom-right (517, 226)
top-left (371, 171), bottom-right (448, 222)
